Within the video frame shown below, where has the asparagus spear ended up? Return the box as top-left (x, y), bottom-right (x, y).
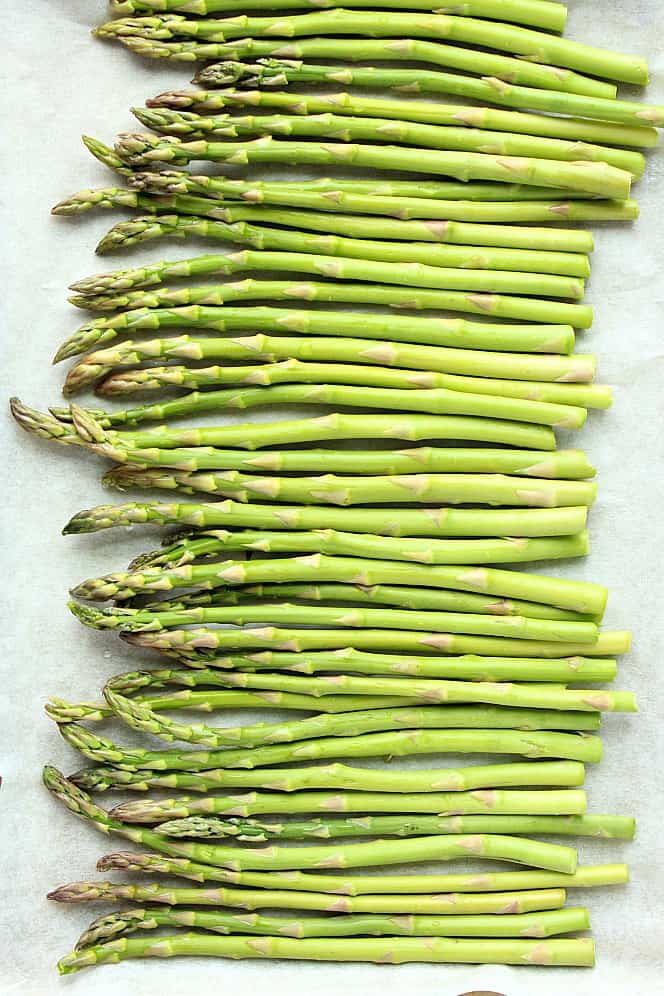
top-left (100, 463), bottom-right (598, 508)
top-left (63, 546), bottom-right (608, 623)
top-left (69, 271), bottom-right (587, 311)
top-left (93, 851), bottom-right (629, 896)
top-left (74, 906), bottom-right (589, 948)
top-left (43, 767), bottom-right (579, 873)
top-left (57, 933), bottom-right (596, 973)
top-left (105, 648), bottom-right (621, 681)
top-left (59, 717), bottom-right (604, 774)
top-left (115, 133), bottom-right (632, 199)
top-left (99, 10), bottom-right (648, 86)
top-left (54, 179), bottom-right (619, 243)
top-left (52, 873), bottom-right (568, 916)
top-left (135, 583), bottom-right (600, 625)
top-left (193, 56), bottom-right (664, 127)
top-left (102, 466), bottom-right (599, 509)
top-left (72, 547), bottom-right (599, 610)
top-left (124, 625), bottom-right (627, 660)
top-left (97, 361), bottom-right (612, 411)
top-left (146, 90), bottom-right (656, 148)
top-left (100, 16), bottom-right (607, 96)
top-left (59, 299), bottom-right (588, 367)
top-left (96, 211), bottom-right (597, 257)
top-left (132, 169), bottom-right (640, 223)
top-left (65, 387), bottom-right (589, 436)
top-left (111, 788), bottom-right (589, 823)
top-left (133, 106), bottom-right (645, 176)
top-left (12, 402), bottom-right (591, 476)
top-left (102, 684), bottom-right (607, 751)
top-left (15, 402), bottom-right (559, 454)
top-left (155, 814), bottom-right (633, 841)
top-left (112, 667), bottom-right (634, 713)
top-left (69, 757), bottom-right (588, 793)
top-left (109, 0), bottom-right (570, 34)
top-left (61, 335), bottom-right (595, 396)
top-left (96, 850), bottom-right (630, 893)
top-left (71, 250), bottom-right (593, 303)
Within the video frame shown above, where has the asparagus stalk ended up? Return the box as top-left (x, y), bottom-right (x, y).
top-left (59, 718), bottom-right (604, 774)
top-left (101, 686), bottom-right (607, 752)
top-left (102, 468), bottom-right (596, 512)
top-left (146, 90), bottom-right (656, 148)
top-left (115, 134), bottom-right (632, 199)
top-left (71, 250), bottom-right (593, 304)
top-left (58, 299), bottom-right (588, 368)
top-left (96, 850), bottom-right (630, 893)
top-left (68, 267), bottom-right (589, 309)
top-left (155, 814), bottom-right (633, 842)
top-left (44, 766), bottom-right (579, 874)
top-left (102, 467), bottom-right (599, 509)
top-left (71, 597), bottom-right (601, 642)
top-left (95, 211), bottom-right (597, 257)
top-left (53, 180), bottom-right (612, 247)
top-left (57, 933), bottom-right (595, 973)
top-left (72, 545), bottom-right (598, 608)
top-left (124, 625), bottom-right (627, 661)
top-left (87, 651), bottom-right (620, 686)
top-left (93, 851), bottom-right (629, 896)
top-left (15, 402), bottom-right (559, 454)
top-left (108, 666), bottom-right (634, 713)
top-left (101, 17), bottom-right (608, 96)
top-left (109, 0), bottom-right (570, 34)
top-left (11, 402), bottom-right (591, 476)
top-left (69, 757), bottom-right (587, 793)
top-left (96, 361), bottom-right (612, 411)
top-left (62, 385), bottom-right (589, 433)
top-left (131, 169), bottom-right (640, 224)
top-left (52, 873), bottom-right (568, 916)
top-left (194, 56), bottom-right (664, 128)
top-left (111, 788), bottom-right (589, 823)
top-left (99, 10), bottom-right (648, 86)
top-left (49, 688), bottom-right (435, 722)
top-left (138, 582), bottom-right (601, 623)
top-left (63, 547), bottom-right (609, 623)
top-left (74, 906), bottom-right (589, 948)
top-left (132, 106), bottom-right (645, 176)
top-left (61, 337), bottom-right (595, 399)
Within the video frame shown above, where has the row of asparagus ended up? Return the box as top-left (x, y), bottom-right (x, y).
top-left (23, 0), bottom-right (659, 973)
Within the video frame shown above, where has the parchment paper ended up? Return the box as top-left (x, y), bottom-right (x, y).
top-left (1, 2), bottom-right (663, 993)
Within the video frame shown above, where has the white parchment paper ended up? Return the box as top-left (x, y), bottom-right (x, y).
top-left (1, 1), bottom-right (664, 993)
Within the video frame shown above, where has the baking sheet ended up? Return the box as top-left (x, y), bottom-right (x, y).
top-left (2, 1), bottom-right (664, 992)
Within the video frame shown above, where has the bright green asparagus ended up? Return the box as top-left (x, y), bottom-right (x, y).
top-left (101, 466), bottom-right (599, 508)
top-left (109, 0), bottom-right (570, 35)
top-left (95, 212), bottom-right (597, 259)
top-left (57, 933), bottom-right (596, 972)
top-left (43, 767), bottom-right (579, 873)
top-left (110, 788), bottom-right (589, 823)
top-left (115, 133), bottom-right (632, 200)
top-left (194, 56), bottom-right (664, 127)
top-left (154, 814), bottom-right (633, 842)
top-left (14, 401), bottom-right (560, 456)
top-left (132, 106), bottom-right (645, 176)
top-left (135, 583), bottom-right (600, 623)
top-left (96, 849), bottom-right (630, 893)
top-left (145, 89), bottom-right (655, 148)
top-left (69, 757), bottom-right (587, 793)
top-left (99, 10), bottom-right (648, 85)
top-left (73, 905), bottom-right (589, 948)
top-left (101, 16), bottom-right (610, 95)
top-left (96, 361), bottom-right (612, 411)
top-left (130, 169), bottom-right (640, 224)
